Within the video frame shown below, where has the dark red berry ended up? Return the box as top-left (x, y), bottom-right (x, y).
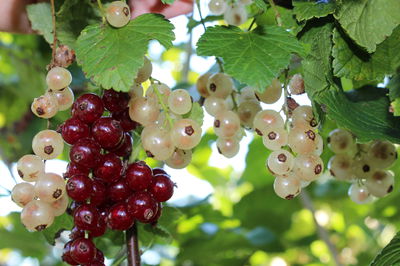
top-left (70, 226), bottom-right (85, 240)
top-left (126, 161), bottom-right (153, 191)
top-left (107, 202), bottom-right (134, 230)
top-left (94, 153), bottom-right (123, 183)
top-left (92, 117), bottom-right (124, 149)
top-left (108, 179), bottom-right (132, 202)
top-left (111, 133), bottom-right (133, 157)
top-left (112, 108), bottom-right (138, 132)
top-left (64, 162), bottom-right (90, 179)
top-left (149, 202), bottom-right (162, 225)
top-left (102, 89), bottom-right (130, 113)
top-left (70, 138), bottom-right (101, 169)
top-left (89, 218), bottom-right (107, 238)
top-left (95, 249), bottom-right (104, 262)
top-left (61, 118), bottom-right (90, 145)
top-left (73, 204), bottom-right (100, 231)
top-left (72, 93), bottom-right (104, 124)
top-left (152, 167), bottom-right (168, 176)
top-left (150, 174), bottom-right (174, 202)
top-left (62, 241), bottom-right (79, 265)
top-left (90, 180), bottom-right (107, 206)
top-left (66, 175), bottom-right (93, 202)
top-left (70, 238), bottom-right (96, 265)
top-left (86, 261), bottom-right (106, 266)
top-left (126, 191), bottom-right (158, 223)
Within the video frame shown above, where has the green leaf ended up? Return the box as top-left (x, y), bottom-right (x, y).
top-left (196, 25), bottom-right (306, 92)
top-left (161, 0), bottom-right (175, 4)
top-left (392, 98), bottom-right (400, 117)
top-left (332, 27), bottom-right (400, 81)
top-left (388, 74), bottom-right (400, 101)
top-left (26, 3), bottom-right (53, 43)
top-left (293, 1), bottom-right (336, 21)
top-left (300, 21), bottom-right (333, 98)
top-left (317, 87), bottom-right (400, 143)
top-left (76, 14), bottom-right (175, 92)
top-left (254, 0), bottom-right (268, 11)
top-left (183, 102), bottom-right (204, 126)
top-left (334, 0), bottom-right (400, 53)
top-left (42, 212), bottom-right (73, 245)
top-left (371, 231), bottom-right (400, 265)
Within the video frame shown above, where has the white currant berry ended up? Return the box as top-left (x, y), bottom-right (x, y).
top-left (46, 67), bottom-right (72, 91)
top-left (328, 154), bottom-right (355, 181)
top-left (171, 119), bottom-right (202, 150)
top-left (129, 96), bottom-right (160, 126)
top-left (207, 73), bottom-right (234, 99)
top-left (367, 140), bottom-right (397, 169)
top-left (255, 79), bottom-right (282, 104)
top-left (32, 130), bottom-right (64, 160)
top-left (288, 126), bottom-right (319, 155)
top-left (135, 57), bottom-right (152, 83)
top-left (239, 87), bottom-right (257, 103)
top-left (21, 200), bottom-right (55, 231)
top-left (288, 74), bottom-right (305, 95)
top-left (52, 87), bottom-right (74, 111)
top-left (224, 4), bottom-right (248, 26)
top-left (11, 183), bottom-right (35, 207)
top-left (146, 83), bottom-right (171, 105)
top-left (214, 110), bottom-right (241, 138)
top-left (141, 125), bottom-right (175, 160)
top-left (352, 157), bottom-right (375, 179)
top-left (313, 134), bottom-right (324, 156)
top-left (237, 100), bottom-right (262, 128)
top-left (204, 96), bottom-right (228, 117)
top-left (348, 183), bottom-right (373, 204)
top-left (208, 0), bottom-right (227, 15)
top-left (253, 110), bottom-right (285, 136)
top-left (292, 105), bottom-right (317, 129)
top-left (267, 149), bottom-right (294, 175)
top-left (34, 173), bottom-right (66, 203)
top-left (327, 128), bottom-right (355, 154)
top-left (262, 127), bottom-right (288, 151)
top-left (165, 149), bottom-right (192, 169)
top-left (293, 154), bottom-right (324, 182)
top-left (168, 89), bottom-right (192, 115)
top-left (365, 170), bottom-right (394, 198)
top-left (216, 137), bottom-right (240, 158)
top-left (51, 195), bottom-right (69, 216)
top-left (129, 82), bottom-right (144, 98)
top-left (273, 175), bottom-right (301, 200)
top-left (106, 1), bottom-right (131, 28)
top-left (17, 154), bottom-right (45, 182)
top-left (31, 93), bottom-right (59, 119)
top-left (196, 73), bottom-right (211, 98)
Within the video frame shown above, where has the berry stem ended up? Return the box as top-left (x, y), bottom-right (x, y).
top-left (267, 0), bottom-right (282, 27)
top-left (97, 0), bottom-right (106, 23)
top-left (150, 78), bottom-right (174, 129)
top-left (50, 0), bottom-right (58, 66)
top-left (282, 69), bottom-right (290, 130)
top-left (126, 223), bottom-right (141, 266)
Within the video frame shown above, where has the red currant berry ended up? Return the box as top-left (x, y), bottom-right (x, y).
top-left (94, 153), bottom-right (123, 183)
top-left (150, 174), bottom-right (174, 202)
top-left (61, 118), bottom-right (90, 145)
top-left (108, 179), bottom-right (132, 202)
top-left (107, 202), bottom-right (134, 230)
top-left (111, 133), bottom-right (132, 157)
top-left (89, 218), bottom-right (107, 238)
top-left (112, 108), bottom-right (138, 132)
top-left (70, 237), bottom-right (96, 265)
top-left (70, 138), bottom-right (101, 169)
top-left (148, 202), bottom-right (162, 225)
top-left (90, 180), bottom-right (107, 206)
top-left (62, 241), bottom-right (79, 265)
top-left (73, 204), bottom-right (100, 231)
top-left (72, 93), bottom-right (104, 124)
top-left (126, 191), bottom-right (158, 223)
top-left (69, 226), bottom-right (85, 240)
top-left (64, 162), bottom-right (90, 179)
top-left (102, 89), bottom-right (130, 113)
top-left (152, 167), bottom-right (168, 176)
top-left (95, 249), bottom-right (104, 262)
top-left (126, 161), bottom-right (153, 191)
top-left (92, 117), bottom-right (124, 149)
top-left (66, 174), bottom-right (93, 202)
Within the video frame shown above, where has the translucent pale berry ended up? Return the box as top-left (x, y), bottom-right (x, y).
top-left (32, 130), bottom-right (64, 160)
top-left (207, 73), bottom-right (233, 98)
top-left (208, 0), bottom-right (227, 15)
top-left (129, 82), bottom-right (144, 98)
top-left (348, 183), bottom-right (373, 204)
top-left (146, 83), bottom-right (171, 105)
top-left (128, 96), bottom-right (160, 126)
top-left (352, 157), bottom-right (374, 179)
top-left (262, 127), bottom-right (288, 151)
top-left (34, 172), bottom-right (66, 203)
top-left (135, 57), bottom-right (152, 83)
top-left (328, 154), bottom-right (355, 181)
top-left (106, 1), bottom-right (130, 28)
top-left (31, 93), bottom-right (58, 119)
top-left (168, 89), bottom-right (192, 115)
top-left (292, 106), bottom-right (318, 129)
top-left (239, 86), bottom-right (258, 103)
top-left (72, 93), bottom-right (104, 124)
top-left (51, 195), bottom-right (69, 216)
top-left (21, 200), bottom-right (55, 231)
top-left (288, 74), bottom-right (305, 95)
top-left (365, 170), bottom-right (394, 198)
top-left (214, 110), bottom-right (240, 138)
top-left (46, 67), bottom-right (72, 91)
top-left (127, 191), bottom-right (159, 222)
top-left (17, 154), bottom-right (45, 182)
top-left (253, 110), bottom-right (284, 135)
top-left (171, 119), bottom-right (202, 150)
top-left (216, 137), bottom-right (240, 158)
top-left (367, 140), bottom-right (397, 169)
top-left (11, 182), bottom-right (35, 207)
top-left (92, 117), bottom-right (124, 150)
top-left (273, 176), bottom-right (301, 200)
top-left (327, 128), bottom-right (355, 154)
top-left (267, 149), bottom-right (294, 175)
top-left (204, 96), bottom-right (228, 117)
top-left (293, 154), bottom-right (324, 182)
top-left (224, 4), bottom-right (248, 26)
top-left (237, 100), bottom-right (262, 128)
top-left (288, 126), bottom-right (318, 155)
top-left (196, 73), bottom-right (211, 97)
top-left (313, 134), bottom-right (324, 156)
top-left (255, 79), bottom-right (282, 104)
top-left (141, 125), bottom-right (174, 160)
top-left (53, 87), bottom-right (74, 111)
top-left (165, 149), bottom-right (192, 169)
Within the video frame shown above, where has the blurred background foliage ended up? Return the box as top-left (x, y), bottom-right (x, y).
top-left (0, 7), bottom-right (400, 266)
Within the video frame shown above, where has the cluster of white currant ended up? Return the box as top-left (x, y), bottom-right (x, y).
top-left (12, 62), bottom-right (75, 231)
top-left (208, 0), bottom-right (252, 26)
top-left (327, 129), bottom-right (398, 204)
top-left (127, 58), bottom-right (201, 169)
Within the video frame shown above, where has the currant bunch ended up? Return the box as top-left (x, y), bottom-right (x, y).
top-left (208, 0), bottom-right (252, 26)
top-left (327, 129), bottom-right (398, 204)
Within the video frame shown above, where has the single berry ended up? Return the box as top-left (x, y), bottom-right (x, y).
top-left (152, 167), bottom-right (168, 176)
top-left (73, 204), bottom-right (100, 231)
top-left (94, 153), bottom-right (123, 183)
top-left (66, 174), bottom-right (93, 202)
top-left (70, 138), bottom-right (101, 169)
top-left (62, 241), bottom-right (79, 265)
top-left (63, 162), bottom-right (90, 179)
top-left (61, 118), bottom-right (90, 145)
top-left (92, 117), bottom-right (124, 149)
top-left (72, 93), bottom-right (104, 124)
top-left (107, 202), bottom-right (134, 230)
top-left (108, 179), bottom-right (132, 202)
top-left (111, 133), bottom-right (133, 157)
top-left (150, 174), bottom-right (174, 202)
top-left (90, 180), bottom-right (107, 206)
top-left (89, 218), bottom-right (107, 238)
top-left (126, 161), bottom-right (153, 191)
top-left (102, 88), bottom-right (130, 113)
top-left (70, 238), bottom-right (96, 265)
top-left (148, 202), bottom-right (162, 225)
top-left (126, 191), bottom-right (158, 223)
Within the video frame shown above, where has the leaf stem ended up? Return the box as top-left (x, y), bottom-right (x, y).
top-left (248, 18), bottom-right (256, 31)
top-left (267, 0), bottom-right (282, 26)
top-left (50, 0), bottom-right (57, 66)
top-left (97, 0), bottom-right (106, 23)
top-left (126, 223), bottom-right (140, 266)
top-left (150, 78), bottom-right (174, 129)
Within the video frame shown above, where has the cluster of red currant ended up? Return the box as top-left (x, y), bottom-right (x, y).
top-left (327, 129), bottom-right (397, 204)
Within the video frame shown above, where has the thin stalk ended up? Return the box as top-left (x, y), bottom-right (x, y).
top-left (150, 78), bottom-right (174, 129)
top-left (267, 0), bottom-right (282, 26)
top-left (50, 0), bottom-right (57, 65)
top-left (126, 223), bottom-right (140, 266)
top-left (97, 0), bottom-right (106, 23)
top-left (248, 18), bottom-right (256, 31)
